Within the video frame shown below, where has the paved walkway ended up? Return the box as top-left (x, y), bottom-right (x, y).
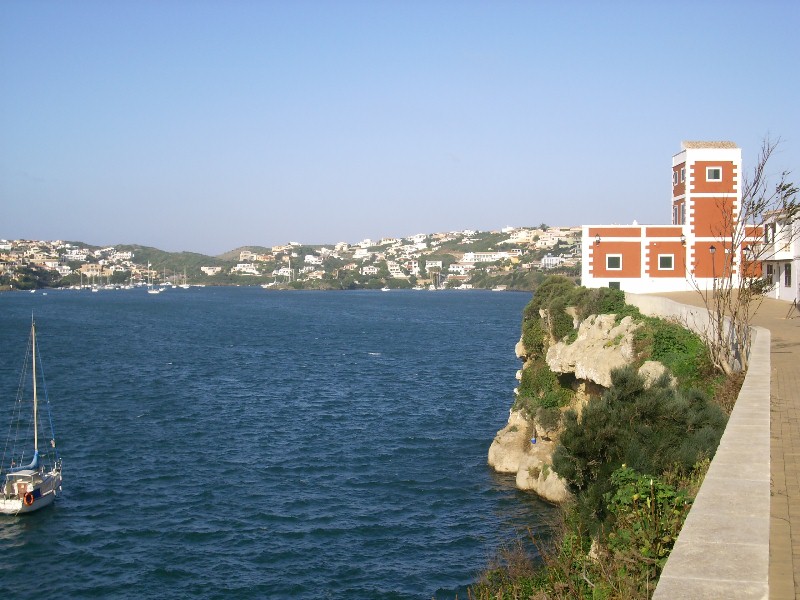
top-left (660, 292), bottom-right (800, 599)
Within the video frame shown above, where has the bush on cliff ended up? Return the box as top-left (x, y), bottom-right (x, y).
top-left (472, 464), bottom-right (699, 599)
top-left (552, 366), bottom-right (726, 527)
top-left (514, 358), bottom-right (575, 416)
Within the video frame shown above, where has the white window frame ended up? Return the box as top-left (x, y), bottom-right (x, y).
top-left (673, 171), bottom-right (678, 185)
top-left (706, 166), bottom-right (723, 182)
top-left (606, 254), bottom-right (622, 271)
top-left (680, 167), bottom-right (685, 182)
top-left (657, 254), bottom-right (674, 271)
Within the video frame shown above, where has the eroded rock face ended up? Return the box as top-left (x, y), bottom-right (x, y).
top-left (491, 311), bottom-right (672, 505)
top-left (638, 360), bottom-right (677, 388)
top-left (515, 440), bottom-right (571, 503)
top-left (545, 314), bottom-right (639, 388)
top-left (487, 410), bottom-right (534, 473)
top-left (488, 410), bottom-right (571, 503)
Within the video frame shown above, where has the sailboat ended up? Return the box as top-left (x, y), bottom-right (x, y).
top-left (179, 268), bottom-right (191, 289)
top-left (0, 319), bottom-right (63, 515)
top-left (147, 263), bottom-right (161, 294)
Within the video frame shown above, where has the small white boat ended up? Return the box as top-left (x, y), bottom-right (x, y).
top-left (1, 320), bottom-right (63, 515)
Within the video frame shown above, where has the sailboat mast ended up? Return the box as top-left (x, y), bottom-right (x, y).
top-left (32, 321), bottom-right (38, 453)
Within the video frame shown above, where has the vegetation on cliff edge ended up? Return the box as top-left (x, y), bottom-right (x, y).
top-left (473, 276), bottom-right (732, 599)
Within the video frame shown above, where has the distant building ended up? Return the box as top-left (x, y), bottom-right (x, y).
top-left (231, 263), bottom-right (260, 275)
top-left (360, 265), bottom-right (379, 276)
top-left (424, 260), bottom-right (443, 270)
top-left (541, 254), bottom-right (565, 269)
top-left (448, 263), bottom-right (475, 275)
top-left (462, 251), bottom-right (509, 264)
top-left (201, 266), bottom-right (222, 276)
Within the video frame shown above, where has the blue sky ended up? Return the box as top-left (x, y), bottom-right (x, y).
top-left (2, 1), bottom-right (798, 255)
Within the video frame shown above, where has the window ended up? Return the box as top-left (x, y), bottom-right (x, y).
top-left (673, 172), bottom-right (678, 185)
top-left (785, 264), bottom-right (792, 287)
top-left (681, 167), bottom-right (685, 182)
top-left (766, 264), bottom-right (774, 278)
top-left (680, 203), bottom-right (686, 224)
top-left (706, 166), bottom-right (722, 182)
top-left (672, 205), bottom-right (678, 225)
top-left (609, 282), bottom-right (621, 290)
top-left (606, 255), bottom-right (622, 270)
top-left (658, 255), bottom-right (674, 270)
top-left (765, 222), bottom-right (776, 244)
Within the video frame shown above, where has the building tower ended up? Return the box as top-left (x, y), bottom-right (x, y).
top-left (581, 141), bottom-right (744, 292)
top-left (672, 141), bottom-right (742, 281)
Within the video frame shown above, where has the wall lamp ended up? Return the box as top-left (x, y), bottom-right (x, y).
top-left (594, 234), bottom-right (601, 246)
top-left (680, 234), bottom-right (686, 246)
top-left (709, 245), bottom-right (716, 255)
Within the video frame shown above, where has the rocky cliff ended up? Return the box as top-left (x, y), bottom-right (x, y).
top-left (488, 307), bottom-right (673, 503)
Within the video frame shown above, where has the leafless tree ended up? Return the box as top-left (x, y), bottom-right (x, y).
top-left (694, 137), bottom-right (798, 374)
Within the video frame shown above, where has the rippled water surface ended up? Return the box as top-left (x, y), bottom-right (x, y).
top-left (0, 287), bottom-right (554, 598)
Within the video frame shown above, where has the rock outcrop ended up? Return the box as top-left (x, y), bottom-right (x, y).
top-left (545, 314), bottom-right (639, 388)
top-left (515, 439), bottom-right (571, 503)
top-left (488, 409), bottom-right (571, 503)
top-left (490, 309), bottom-right (677, 504)
top-left (488, 410), bottom-right (533, 474)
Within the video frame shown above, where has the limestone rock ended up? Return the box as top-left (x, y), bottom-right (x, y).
top-left (514, 338), bottom-right (527, 360)
top-left (545, 314), bottom-right (640, 388)
top-left (488, 410), bottom-right (534, 473)
top-left (515, 441), bottom-right (571, 503)
top-left (638, 360), bottom-right (677, 388)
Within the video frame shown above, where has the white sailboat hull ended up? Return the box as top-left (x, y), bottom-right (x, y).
top-left (0, 471), bottom-right (61, 515)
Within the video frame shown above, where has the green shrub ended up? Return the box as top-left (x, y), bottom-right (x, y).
top-left (521, 316), bottom-right (545, 356)
top-left (604, 466), bottom-right (692, 586)
top-left (547, 299), bottom-right (574, 341)
top-left (634, 316), bottom-right (716, 392)
top-left (552, 366), bottom-right (726, 528)
top-left (515, 360), bottom-right (575, 416)
top-left (536, 407), bottom-right (562, 437)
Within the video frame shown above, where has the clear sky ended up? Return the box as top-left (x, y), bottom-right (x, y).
top-left (2, 1), bottom-right (798, 255)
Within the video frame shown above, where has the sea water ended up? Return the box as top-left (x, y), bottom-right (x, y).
top-left (0, 287), bottom-right (555, 599)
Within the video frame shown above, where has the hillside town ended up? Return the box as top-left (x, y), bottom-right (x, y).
top-left (0, 225), bottom-right (582, 291)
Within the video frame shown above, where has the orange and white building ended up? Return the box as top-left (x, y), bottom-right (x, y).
top-left (581, 141), bottom-right (757, 293)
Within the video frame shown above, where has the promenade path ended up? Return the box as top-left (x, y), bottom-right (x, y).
top-left (659, 292), bottom-right (800, 599)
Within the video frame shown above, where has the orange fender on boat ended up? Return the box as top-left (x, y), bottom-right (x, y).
top-left (23, 492), bottom-right (34, 506)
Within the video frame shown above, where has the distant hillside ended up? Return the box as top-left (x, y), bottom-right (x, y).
top-left (216, 246), bottom-right (274, 261)
top-left (114, 244), bottom-right (229, 273)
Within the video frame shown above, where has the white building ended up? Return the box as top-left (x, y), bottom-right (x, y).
top-left (201, 266), bottom-right (222, 276)
top-left (462, 251), bottom-right (509, 264)
top-left (64, 249), bottom-right (88, 261)
top-left (424, 260), bottom-right (443, 270)
top-left (404, 260), bottom-right (420, 275)
top-left (448, 263), bottom-right (475, 275)
top-left (541, 254), bottom-right (565, 269)
top-left (387, 261), bottom-right (407, 278)
top-left (231, 263), bottom-right (260, 275)
top-left (361, 265), bottom-right (379, 276)
top-left (761, 210), bottom-right (800, 303)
